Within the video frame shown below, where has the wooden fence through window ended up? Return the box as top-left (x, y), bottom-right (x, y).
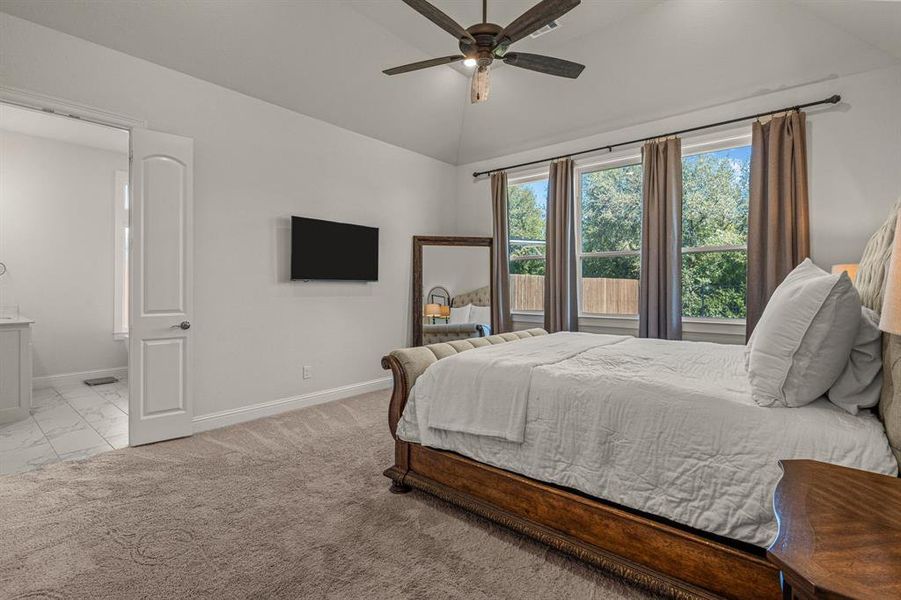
top-left (510, 274), bottom-right (638, 315)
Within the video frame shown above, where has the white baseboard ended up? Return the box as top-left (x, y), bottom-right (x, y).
top-left (33, 366), bottom-right (128, 390)
top-left (191, 376), bottom-right (392, 434)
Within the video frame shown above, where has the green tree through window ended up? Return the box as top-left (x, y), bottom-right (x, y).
top-left (681, 146), bottom-right (750, 319)
top-left (508, 179), bottom-right (547, 277)
top-left (508, 143), bottom-right (750, 319)
top-left (579, 164), bottom-right (643, 281)
top-left (578, 162), bottom-right (643, 315)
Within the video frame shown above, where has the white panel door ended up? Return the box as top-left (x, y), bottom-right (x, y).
top-left (129, 129), bottom-right (194, 446)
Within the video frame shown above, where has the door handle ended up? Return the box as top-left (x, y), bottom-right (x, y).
top-left (171, 320), bottom-right (191, 330)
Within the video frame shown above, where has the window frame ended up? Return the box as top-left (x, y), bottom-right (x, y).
top-left (507, 170), bottom-right (550, 316)
top-left (505, 129), bottom-right (751, 339)
top-left (679, 131), bottom-right (751, 322)
top-left (574, 149), bottom-right (644, 319)
top-left (113, 169), bottom-right (129, 340)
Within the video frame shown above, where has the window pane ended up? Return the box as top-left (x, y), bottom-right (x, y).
top-left (580, 164), bottom-right (642, 253)
top-left (510, 258), bottom-right (545, 276)
top-left (508, 179), bottom-right (547, 312)
top-left (580, 256), bottom-right (639, 315)
top-left (682, 146), bottom-right (750, 248)
top-left (508, 179), bottom-right (548, 256)
top-left (682, 250), bottom-right (747, 319)
top-left (510, 259), bottom-right (544, 312)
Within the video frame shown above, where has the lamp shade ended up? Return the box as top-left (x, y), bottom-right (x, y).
top-left (424, 303), bottom-right (442, 318)
top-left (439, 305), bottom-right (451, 318)
top-left (879, 210), bottom-right (901, 334)
top-left (831, 263), bottom-right (859, 283)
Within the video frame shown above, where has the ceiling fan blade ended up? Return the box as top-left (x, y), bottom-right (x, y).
top-left (383, 55), bottom-right (465, 76)
top-left (497, 0), bottom-right (580, 46)
top-left (402, 0), bottom-right (475, 44)
top-left (503, 52), bottom-right (585, 78)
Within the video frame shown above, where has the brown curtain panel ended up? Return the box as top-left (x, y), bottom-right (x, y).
top-left (544, 158), bottom-right (579, 333)
top-left (640, 138), bottom-right (683, 340)
top-left (746, 111), bottom-right (810, 338)
top-left (490, 171), bottom-right (512, 334)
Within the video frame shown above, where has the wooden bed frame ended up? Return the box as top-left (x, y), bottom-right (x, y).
top-left (381, 350), bottom-right (784, 600)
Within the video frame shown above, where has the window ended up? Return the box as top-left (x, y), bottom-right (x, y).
top-left (507, 175), bottom-right (548, 312)
top-left (576, 159), bottom-right (642, 316)
top-left (113, 170), bottom-right (129, 338)
top-left (507, 133), bottom-right (750, 323)
top-left (681, 141), bottom-right (750, 320)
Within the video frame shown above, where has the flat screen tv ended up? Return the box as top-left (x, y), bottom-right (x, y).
top-left (291, 216), bottom-right (378, 281)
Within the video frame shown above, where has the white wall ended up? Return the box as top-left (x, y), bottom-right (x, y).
top-left (454, 66), bottom-right (901, 342)
top-left (0, 130), bottom-right (128, 378)
top-left (0, 14), bottom-right (458, 418)
top-left (456, 66), bottom-right (901, 269)
top-left (422, 245), bottom-right (490, 304)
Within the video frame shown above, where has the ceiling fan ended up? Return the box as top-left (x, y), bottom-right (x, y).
top-left (383, 0), bottom-right (585, 103)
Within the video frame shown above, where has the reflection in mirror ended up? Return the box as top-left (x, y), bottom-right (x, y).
top-left (412, 237), bottom-right (492, 346)
top-left (424, 285), bottom-right (450, 324)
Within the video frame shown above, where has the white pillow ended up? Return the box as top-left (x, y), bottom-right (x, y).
top-left (448, 304), bottom-right (471, 325)
top-left (828, 307), bottom-right (883, 415)
top-left (469, 304), bottom-right (491, 325)
top-left (747, 258), bottom-right (861, 408)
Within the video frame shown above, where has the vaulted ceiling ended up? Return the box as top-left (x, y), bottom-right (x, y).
top-left (2, 0), bottom-right (899, 165)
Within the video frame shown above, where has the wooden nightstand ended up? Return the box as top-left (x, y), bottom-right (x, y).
top-left (767, 460), bottom-right (901, 599)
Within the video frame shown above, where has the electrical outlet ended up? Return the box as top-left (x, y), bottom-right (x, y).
top-left (303, 365), bottom-right (312, 380)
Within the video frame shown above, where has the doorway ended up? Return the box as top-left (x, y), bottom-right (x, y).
top-left (1, 96), bottom-right (195, 474)
top-left (0, 102), bottom-right (131, 474)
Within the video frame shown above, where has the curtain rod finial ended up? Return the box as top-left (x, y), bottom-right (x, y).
top-left (828, 94), bottom-right (841, 104)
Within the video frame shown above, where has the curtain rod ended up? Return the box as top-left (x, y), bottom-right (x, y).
top-left (472, 94), bottom-right (841, 178)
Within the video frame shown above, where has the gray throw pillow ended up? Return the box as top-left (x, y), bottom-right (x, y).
top-left (747, 259), bottom-right (861, 408)
top-left (828, 307), bottom-right (883, 415)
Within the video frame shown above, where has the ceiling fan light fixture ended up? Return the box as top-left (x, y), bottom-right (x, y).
top-left (470, 65), bottom-right (490, 103)
top-left (386, 0), bottom-right (586, 103)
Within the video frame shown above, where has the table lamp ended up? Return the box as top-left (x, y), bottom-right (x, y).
top-left (831, 263), bottom-right (858, 283)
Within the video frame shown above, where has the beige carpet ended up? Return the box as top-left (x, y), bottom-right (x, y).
top-left (0, 390), bottom-right (659, 599)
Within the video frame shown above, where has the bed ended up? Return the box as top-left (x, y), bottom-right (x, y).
top-left (382, 223), bottom-right (901, 599)
top-left (421, 286), bottom-right (492, 344)
top-left (397, 333), bottom-right (896, 547)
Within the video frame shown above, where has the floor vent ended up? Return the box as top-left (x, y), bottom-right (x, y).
top-left (84, 376), bottom-right (119, 386)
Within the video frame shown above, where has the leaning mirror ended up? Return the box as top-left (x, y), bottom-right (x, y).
top-left (412, 236), bottom-right (492, 347)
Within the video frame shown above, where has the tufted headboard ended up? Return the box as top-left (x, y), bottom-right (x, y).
top-left (383, 329), bottom-right (549, 437)
top-left (387, 329), bottom-right (548, 394)
top-left (856, 200), bottom-right (901, 468)
top-left (452, 285), bottom-right (491, 308)
top-left (879, 338), bottom-right (901, 468)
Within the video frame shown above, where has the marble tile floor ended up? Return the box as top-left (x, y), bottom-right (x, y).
top-left (0, 378), bottom-right (128, 475)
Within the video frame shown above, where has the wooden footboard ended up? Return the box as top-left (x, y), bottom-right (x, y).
top-left (381, 337), bottom-right (782, 600)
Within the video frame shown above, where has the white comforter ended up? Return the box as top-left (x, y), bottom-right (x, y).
top-left (397, 333), bottom-right (898, 547)
top-left (425, 333), bottom-right (628, 441)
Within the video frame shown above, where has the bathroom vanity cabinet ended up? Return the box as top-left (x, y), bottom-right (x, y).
top-left (0, 316), bottom-right (33, 424)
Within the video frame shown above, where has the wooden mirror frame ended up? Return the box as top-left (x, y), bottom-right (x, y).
top-left (412, 236), bottom-right (493, 347)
